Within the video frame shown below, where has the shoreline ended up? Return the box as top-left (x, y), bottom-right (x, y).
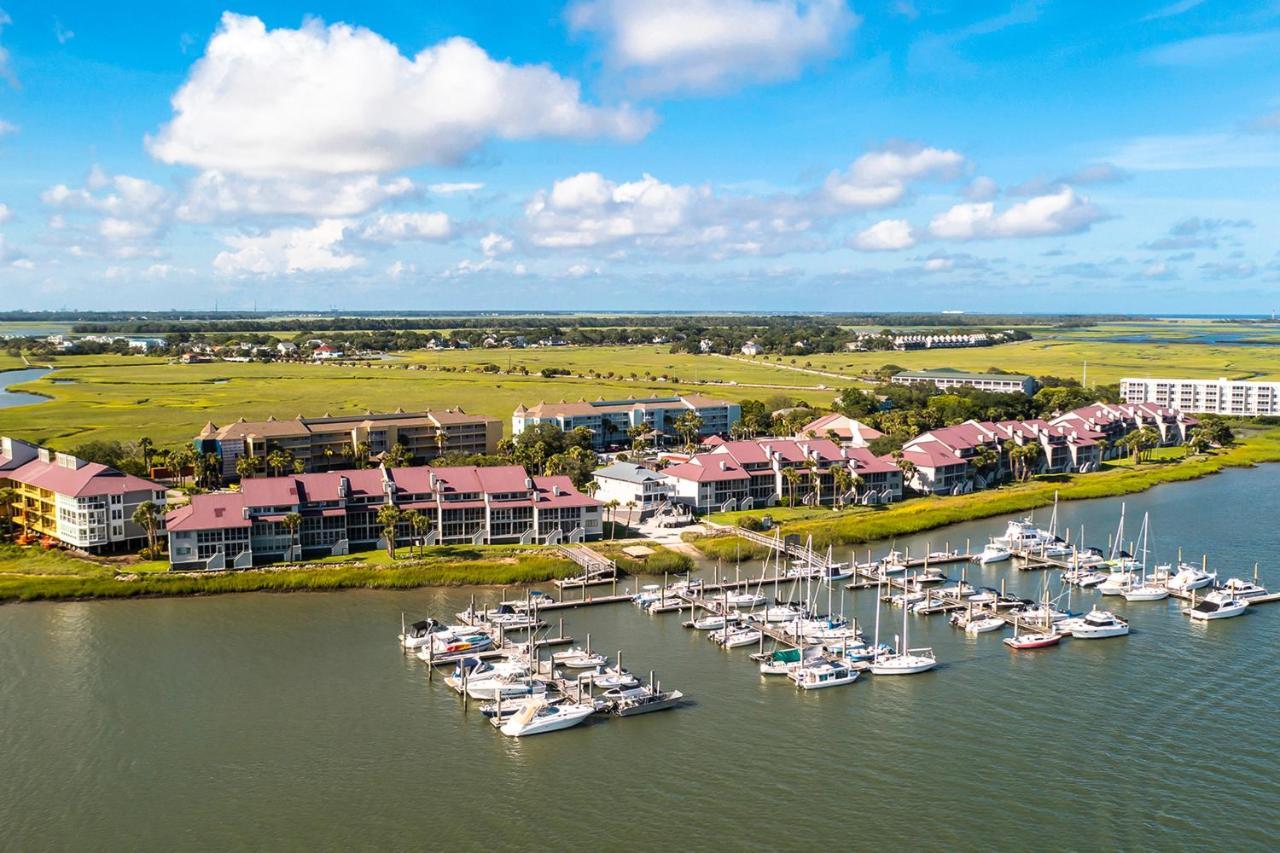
top-left (686, 428), bottom-right (1280, 559)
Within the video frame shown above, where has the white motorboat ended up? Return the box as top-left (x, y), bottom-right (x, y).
top-left (790, 659), bottom-right (859, 689)
top-left (589, 667), bottom-right (642, 689)
top-left (879, 551), bottom-right (909, 574)
top-left (1184, 590), bottom-right (1248, 621)
top-left (914, 566), bottom-right (947, 584)
top-left (1222, 577), bottom-right (1269, 600)
top-left (1060, 608), bottom-right (1130, 639)
top-left (976, 543), bottom-right (1011, 565)
top-left (467, 675), bottom-right (549, 701)
top-left (690, 612), bottom-right (743, 631)
top-left (400, 618), bottom-right (484, 650)
top-left (889, 590), bottom-right (926, 607)
top-left (632, 584), bottom-right (666, 607)
top-left (1018, 603), bottom-right (1071, 624)
top-left (1096, 570), bottom-right (1138, 596)
top-left (961, 615), bottom-right (1006, 635)
top-left (553, 648), bottom-right (609, 669)
top-left (410, 628), bottom-right (495, 660)
top-left (711, 626), bottom-right (763, 648)
top-left (1167, 563), bottom-right (1216, 592)
top-left (757, 646), bottom-right (805, 675)
top-left (934, 581), bottom-right (976, 598)
top-left (993, 517), bottom-right (1054, 550)
top-left (967, 589), bottom-right (999, 606)
top-left (499, 698), bottom-right (595, 736)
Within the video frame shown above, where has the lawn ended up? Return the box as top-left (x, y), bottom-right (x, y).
top-left (0, 353), bottom-right (837, 450)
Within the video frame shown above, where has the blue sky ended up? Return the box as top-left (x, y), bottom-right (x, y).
top-left (0, 0), bottom-right (1277, 312)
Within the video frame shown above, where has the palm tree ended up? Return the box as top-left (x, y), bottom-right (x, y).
top-left (434, 430), bottom-right (448, 459)
top-left (831, 466), bottom-right (852, 508)
top-left (266, 449), bottom-right (287, 477)
top-left (410, 510), bottom-right (432, 557)
top-left (604, 499), bottom-right (620, 539)
top-left (808, 464), bottom-right (823, 507)
top-left (235, 455), bottom-right (255, 481)
top-left (623, 500), bottom-right (637, 533)
top-left (672, 411), bottom-right (704, 450)
top-left (385, 441), bottom-right (411, 468)
top-left (131, 500), bottom-right (161, 555)
top-left (782, 466), bottom-right (801, 507)
top-left (376, 505), bottom-right (402, 558)
top-left (281, 512), bottom-right (302, 560)
top-left (0, 486), bottom-right (18, 540)
top-left (292, 458), bottom-right (306, 475)
top-left (138, 436), bottom-right (154, 471)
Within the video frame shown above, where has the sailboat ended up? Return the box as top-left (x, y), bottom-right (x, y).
top-left (1123, 513), bottom-right (1169, 601)
top-left (870, 574), bottom-right (938, 675)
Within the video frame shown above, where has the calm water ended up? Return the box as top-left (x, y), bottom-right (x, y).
top-left (4, 467), bottom-right (1280, 851)
top-left (0, 367), bottom-right (53, 408)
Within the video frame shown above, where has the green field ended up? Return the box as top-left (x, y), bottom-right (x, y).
top-left (0, 350), bottom-right (837, 450)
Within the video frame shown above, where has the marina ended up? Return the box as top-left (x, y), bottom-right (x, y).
top-left (6, 465), bottom-right (1280, 849)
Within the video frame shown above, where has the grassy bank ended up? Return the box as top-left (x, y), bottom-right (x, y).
top-left (0, 543), bottom-right (576, 603)
top-left (594, 543), bottom-right (694, 576)
top-left (688, 428), bottom-right (1280, 560)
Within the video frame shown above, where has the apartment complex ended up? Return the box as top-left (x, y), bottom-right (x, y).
top-left (794, 413), bottom-right (883, 447)
top-left (1, 436), bottom-right (167, 552)
top-left (898, 402), bottom-right (1195, 495)
top-left (892, 369), bottom-right (1038, 395)
top-left (659, 437), bottom-right (902, 514)
top-left (512, 395), bottom-right (742, 450)
top-left (195, 408), bottom-right (502, 478)
top-left (165, 464), bottom-right (602, 570)
top-left (1121, 377), bottom-right (1280, 416)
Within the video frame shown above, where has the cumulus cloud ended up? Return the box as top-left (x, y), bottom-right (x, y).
top-left (569, 0), bottom-right (856, 94)
top-left (213, 219), bottom-right (360, 275)
top-left (1058, 162), bottom-right (1129, 185)
top-left (41, 170), bottom-right (173, 248)
top-left (428, 182), bottom-right (485, 194)
top-left (149, 13), bottom-right (653, 178)
top-left (359, 211), bottom-right (453, 242)
top-left (178, 171), bottom-right (417, 220)
top-left (823, 144), bottom-right (966, 208)
top-left (852, 218), bottom-right (915, 251)
top-left (963, 176), bottom-right (999, 201)
top-left (928, 187), bottom-right (1104, 240)
top-left (481, 232), bottom-right (514, 256)
top-left (1199, 260), bottom-right (1256, 280)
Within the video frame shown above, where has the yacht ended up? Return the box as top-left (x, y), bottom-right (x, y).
top-left (400, 618), bottom-right (486, 650)
top-left (1061, 608), bottom-right (1130, 639)
top-left (711, 625), bottom-right (763, 648)
top-left (1096, 569), bottom-right (1138, 596)
top-left (1184, 590), bottom-right (1248, 621)
top-left (499, 698), bottom-right (596, 736)
top-left (1222, 577), bottom-right (1269, 600)
top-left (993, 517), bottom-right (1054, 550)
top-left (790, 658), bottom-right (859, 689)
top-left (1166, 563), bottom-right (1216, 592)
top-left (977, 543), bottom-right (1012, 565)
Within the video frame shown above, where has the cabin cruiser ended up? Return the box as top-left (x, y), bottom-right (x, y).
top-left (934, 581), bottom-right (977, 598)
top-left (914, 566), bottom-right (947, 584)
top-left (1075, 547), bottom-right (1108, 568)
top-left (1063, 566), bottom-right (1108, 588)
top-left (710, 625), bottom-right (763, 648)
top-left (889, 589), bottom-right (927, 607)
top-left (751, 604), bottom-right (805, 624)
top-left (456, 603), bottom-right (544, 630)
top-left (756, 646), bottom-right (804, 675)
top-left (790, 658), bottom-right (859, 689)
top-left (993, 518), bottom-right (1054, 549)
top-left (1184, 590), bottom-right (1248, 621)
top-left (552, 647), bottom-right (608, 669)
top-left (795, 619), bottom-right (861, 645)
top-left (499, 697), bottom-right (596, 736)
top-left (1096, 569), bottom-right (1138, 596)
top-left (976, 543), bottom-right (1012, 565)
top-left (1166, 564), bottom-right (1216, 592)
top-left (1221, 578), bottom-right (1269, 600)
top-left (1060, 608), bottom-right (1130, 639)
top-left (400, 618), bottom-right (487, 650)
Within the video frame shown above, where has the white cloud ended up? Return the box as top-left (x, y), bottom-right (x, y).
top-left (852, 218), bottom-right (915, 251)
top-left (359, 211), bottom-right (453, 242)
top-left (178, 171), bottom-right (416, 219)
top-left (213, 219), bottom-right (361, 275)
top-left (525, 172), bottom-right (703, 248)
top-left (41, 171), bottom-right (173, 247)
top-left (963, 176), bottom-right (999, 201)
top-left (11, 257), bottom-right (33, 269)
top-left (428, 182), bottom-right (485, 194)
top-left (0, 10), bottom-right (14, 88)
top-left (386, 260), bottom-right (416, 279)
top-left (149, 13), bottom-right (653, 177)
top-left (923, 257), bottom-right (954, 272)
top-left (1143, 30), bottom-right (1280, 66)
top-left (481, 232), bottom-right (514, 257)
top-left (824, 144), bottom-right (966, 208)
top-left (568, 0), bottom-right (857, 94)
top-left (0, 202), bottom-right (9, 223)
top-left (929, 187), bottom-right (1104, 240)
top-left (1141, 0), bottom-right (1204, 21)
top-left (0, 119), bottom-right (16, 136)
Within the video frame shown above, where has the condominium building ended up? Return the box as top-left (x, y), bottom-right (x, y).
top-left (512, 395), bottom-right (742, 450)
top-left (660, 438), bottom-right (902, 514)
top-left (1, 436), bottom-right (168, 552)
top-left (1121, 377), bottom-right (1280, 416)
top-left (794, 413), bottom-right (884, 447)
top-left (164, 464), bottom-right (602, 570)
top-left (590, 462), bottom-right (674, 518)
top-left (195, 408), bottom-right (502, 479)
top-left (892, 369), bottom-right (1037, 395)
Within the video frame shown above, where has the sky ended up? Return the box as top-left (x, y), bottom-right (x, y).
top-left (0, 0), bottom-right (1277, 313)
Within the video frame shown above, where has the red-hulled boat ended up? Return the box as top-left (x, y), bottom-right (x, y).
top-left (1003, 632), bottom-right (1061, 650)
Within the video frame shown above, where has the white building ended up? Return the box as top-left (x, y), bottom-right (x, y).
top-left (1121, 377), bottom-right (1280, 416)
top-left (892, 369), bottom-right (1037, 395)
top-left (740, 342), bottom-right (764, 356)
top-left (590, 462), bottom-right (673, 518)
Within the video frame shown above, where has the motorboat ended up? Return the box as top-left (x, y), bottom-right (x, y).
top-left (1184, 590), bottom-right (1248, 621)
top-left (711, 625), bottom-right (763, 648)
top-left (632, 584), bottom-right (666, 607)
top-left (499, 698), bottom-right (596, 736)
top-left (1060, 608), bottom-right (1130, 639)
top-left (689, 612), bottom-right (743, 631)
top-left (1221, 578), bottom-right (1269, 600)
top-left (794, 619), bottom-right (860, 644)
top-left (790, 658), bottom-right (859, 689)
top-left (1124, 583), bottom-right (1170, 602)
top-left (412, 629), bottom-right (495, 661)
top-left (467, 674), bottom-right (550, 701)
top-left (914, 566), bottom-right (948, 584)
top-left (457, 603), bottom-right (544, 630)
top-left (967, 589), bottom-right (1000, 606)
top-left (1096, 570), bottom-right (1137, 596)
top-left (1166, 563), bottom-right (1216, 592)
top-left (832, 641), bottom-right (892, 662)
top-left (1003, 631), bottom-right (1061, 650)
top-left (950, 613), bottom-right (1006, 634)
top-left (500, 590), bottom-right (556, 611)
top-left (888, 589), bottom-right (926, 607)
top-left (1017, 603), bottom-right (1072, 624)
top-left (552, 647), bottom-right (609, 669)
top-left (1076, 547), bottom-right (1107, 568)
top-left (976, 543), bottom-right (1011, 565)
top-left (589, 667), bottom-right (642, 689)
top-left (993, 517), bottom-right (1054, 550)
top-left (757, 647), bottom-right (804, 675)
top-left (1063, 567), bottom-right (1107, 587)
top-left (604, 684), bottom-right (684, 716)
top-left (879, 551), bottom-right (909, 574)
top-left (400, 618), bottom-right (481, 650)
top-left (909, 596), bottom-right (950, 615)
top-left (934, 581), bottom-right (977, 598)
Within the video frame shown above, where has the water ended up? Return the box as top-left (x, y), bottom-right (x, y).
top-left (3, 467), bottom-right (1280, 850)
top-left (0, 367), bottom-right (53, 408)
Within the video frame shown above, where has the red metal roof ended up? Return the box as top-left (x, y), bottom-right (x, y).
top-left (165, 492), bottom-right (250, 531)
top-left (8, 457), bottom-right (164, 498)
